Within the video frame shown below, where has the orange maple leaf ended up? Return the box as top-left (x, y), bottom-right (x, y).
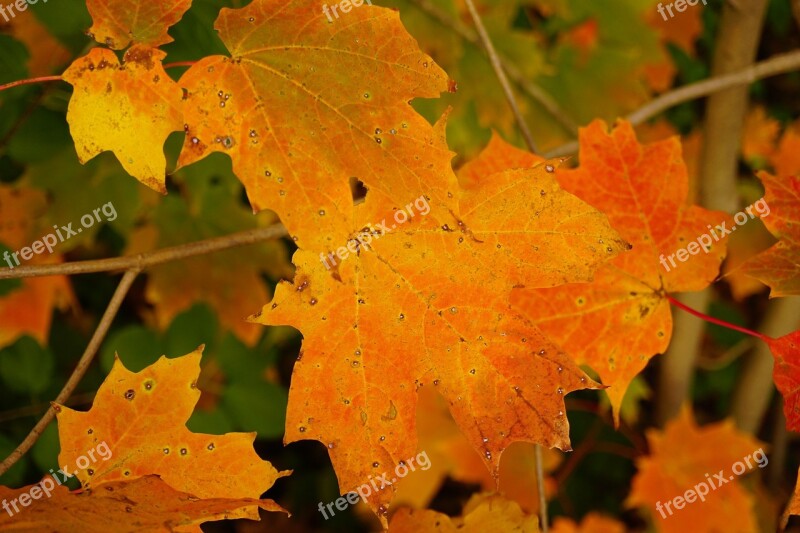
top-left (512, 119), bottom-right (730, 421)
top-left (739, 173), bottom-right (800, 296)
top-left (388, 492), bottom-right (539, 532)
top-left (5, 13), bottom-right (72, 76)
top-left (0, 476), bottom-right (284, 532)
top-left (55, 348), bottom-right (289, 512)
top-left (773, 123), bottom-right (800, 177)
top-left (457, 131), bottom-right (543, 190)
top-left (551, 512), bottom-right (627, 533)
top-left (0, 186), bottom-right (72, 349)
top-left (252, 122), bottom-right (627, 521)
top-left (627, 408), bottom-right (764, 533)
top-left (392, 386), bottom-right (560, 514)
top-left (177, 0), bottom-right (455, 251)
top-left (768, 331), bottom-right (800, 431)
top-left (742, 106), bottom-right (782, 164)
top-left (85, 0), bottom-right (192, 49)
top-left (643, 1), bottom-right (703, 93)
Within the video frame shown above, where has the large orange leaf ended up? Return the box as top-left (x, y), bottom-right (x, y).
top-left (56, 348), bottom-right (289, 508)
top-left (740, 173), bottom-right (800, 296)
top-left (85, 0), bottom-right (193, 49)
top-left (768, 330), bottom-right (800, 431)
top-left (177, 0), bottom-right (456, 250)
top-left (388, 492), bottom-right (540, 532)
top-left (63, 46), bottom-right (184, 194)
top-left (627, 408), bottom-right (764, 533)
top-left (0, 476), bottom-right (284, 532)
top-left (253, 134), bottom-right (627, 520)
top-left (512, 120), bottom-right (730, 420)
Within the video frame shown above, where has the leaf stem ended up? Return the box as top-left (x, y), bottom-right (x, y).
top-left (666, 294), bottom-right (767, 341)
top-left (0, 75), bottom-right (62, 93)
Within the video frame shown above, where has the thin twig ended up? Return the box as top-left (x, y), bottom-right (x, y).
top-left (0, 224), bottom-right (289, 280)
top-left (463, 0), bottom-right (538, 154)
top-left (0, 269), bottom-right (139, 476)
top-left (545, 49), bottom-right (800, 158)
top-left (0, 392), bottom-right (96, 424)
top-left (534, 443), bottom-right (549, 531)
top-left (0, 75), bottom-right (62, 93)
top-left (163, 61), bottom-right (197, 69)
top-left (407, 0), bottom-right (578, 137)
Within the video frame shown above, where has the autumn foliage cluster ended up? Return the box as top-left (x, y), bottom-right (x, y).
top-left (0, 0), bottom-right (799, 532)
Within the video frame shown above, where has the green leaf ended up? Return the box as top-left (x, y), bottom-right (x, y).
top-left (186, 406), bottom-right (235, 435)
top-left (216, 333), bottom-right (268, 385)
top-left (30, 420), bottom-right (60, 474)
top-left (222, 382), bottom-right (287, 439)
top-left (164, 303), bottom-right (219, 356)
top-left (0, 336), bottom-right (54, 394)
top-left (100, 326), bottom-right (162, 373)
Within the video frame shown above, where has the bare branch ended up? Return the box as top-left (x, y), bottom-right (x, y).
top-left (545, 49), bottom-right (800, 158)
top-left (464, 0), bottom-right (538, 153)
top-left (0, 224), bottom-right (289, 280)
top-left (0, 269), bottom-right (139, 476)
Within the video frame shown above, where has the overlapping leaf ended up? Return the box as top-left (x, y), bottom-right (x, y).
top-left (85, 0), bottom-right (193, 49)
top-left (56, 348), bottom-right (289, 513)
top-left (253, 120), bottom-right (628, 520)
top-left (388, 492), bottom-right (539, 532)
top-left (627, 408), bottom-right (764, 533)
top-left (740, 173), bottom-right (800, 296)
top-left (393, 386), bottom-right (561, 513)
top-left (769, 330), bottom-right (800, 431)
top-left (512, 120), bottom-right (730, 420)
top-left (551, 512), bottom-right (627, 533)
top-left (62, 45), bottom-right (184, 194)
top-left (178, 0), bottom-right (455, 251)
top-left (4, 13), bottom-right (72, 76)
top-left (0, 476), bottom-right (284, 532)
top-left (0, 186), bottom-right (72, 349)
